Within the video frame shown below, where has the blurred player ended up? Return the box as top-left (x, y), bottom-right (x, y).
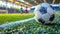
top-left (24, 5), bottom-right (28, 13)
top-left (20, 5), bottom-right (24, 14)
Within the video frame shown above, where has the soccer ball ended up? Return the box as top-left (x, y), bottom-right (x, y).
top-left (34, 3), bottom-right (55, 24)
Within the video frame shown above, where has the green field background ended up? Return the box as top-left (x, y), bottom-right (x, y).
top-left (0, 13), bottom-right (34, 24)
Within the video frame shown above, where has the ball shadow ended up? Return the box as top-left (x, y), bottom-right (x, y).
top-left (44, 23), bottom-right (60, 26)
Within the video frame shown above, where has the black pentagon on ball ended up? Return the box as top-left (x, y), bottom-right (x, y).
top-left (49, 14), bottom-right (55, 21)
top-left (38, 18), bottom-right (45, 24)
top-left (50, 5), bottom-right (54, 10)
top-left (39, 7), bottom-right (47, 14)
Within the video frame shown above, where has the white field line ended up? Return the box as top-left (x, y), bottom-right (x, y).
top-left (0, 18), bottom-right (34, 29)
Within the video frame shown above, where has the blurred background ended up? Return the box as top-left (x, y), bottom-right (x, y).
top-left (0, 0), bottom-right (60, 14)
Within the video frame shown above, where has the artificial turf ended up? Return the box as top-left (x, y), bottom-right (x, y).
top-left (0, 13), bottom-right (34, 24)
top-left (0, 12), bottom-right (60, 34)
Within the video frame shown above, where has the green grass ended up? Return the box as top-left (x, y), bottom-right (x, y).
top-left (0, 13), bottom-right (34, 24)
top-left (0, 12), bottom-right (60, 34)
